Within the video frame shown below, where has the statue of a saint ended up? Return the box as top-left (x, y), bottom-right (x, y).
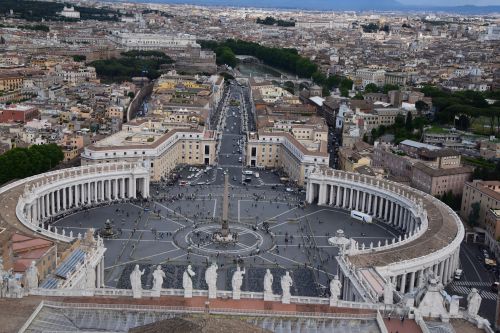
top-left (467, 288), bottom-right (482, 317)
top-left (130, 264), bottom-right (145, 299)
top-left (25, 261), bottom-right (39, 290)
top-left (329, 275), bottom-right (342, 304)
top-left (383, 279), bottom-right (394, 305)
top-left (231, 265), bottom-right (245, 300)
top-left (263, 269), bottom-right (274, 301)
top-left (183, 265), bottom-right (195, 298)
top-left (152, 265), bottom-right (165, 297)
top-left (205, 263), bottom-right (218, 299)
top-left (280, 271), bottom-right (293, 304)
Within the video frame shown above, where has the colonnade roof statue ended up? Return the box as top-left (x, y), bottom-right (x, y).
top-left (130, 264), bottom-right (145, 299)
top-left (183, 265), bottom-right (195, 298)
top-left (205, 262), bottom-right (218, 299)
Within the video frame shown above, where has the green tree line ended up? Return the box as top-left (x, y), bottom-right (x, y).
top-left (0, 144), bottom-right (64, 185)
top-left (90, 51), bottom-right (173, 83)
top-left (199, 39), bottom-right (353, 96)
top-left (256, 16), bottom-right (295, 27)
top-left (0, 0), bottom-right (121, 22)
top-left (421, 86), bottom-right (500, 134)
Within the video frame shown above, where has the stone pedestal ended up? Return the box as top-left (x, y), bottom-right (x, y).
top-left (184, 289), bottom-right (193, 298)
top-left (208, 287), bottom-right (217, 299)
top-left (264, 292), bottom-right (274, 301)
top-left (233, 290), bottom-right (241, 300)
top-left (132, 290), bottom-right (142, 299)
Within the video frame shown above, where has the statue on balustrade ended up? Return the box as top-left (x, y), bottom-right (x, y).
top-left (263, 269), bottom-right (274, 301)
top-left (231, 265), bottom-right (245, 300)
top-left (205, 263), bottom-right (218, 299)
top-left (25, 261), bottom-right (39, 290)
top-left (130, 264), bottom-right (145, 299)
top-left (280, 271), bottom-right (293, 304)
top-left (467, 288), bottom-right (482, 318)
top-left (329, 275), bottom-right (342, 305)
top-left (183, 265), bottom-right (195, 298)
top-left (383, 279), bottom-right (394, 305)
top-left (152, 265), bottom-right (165, 297)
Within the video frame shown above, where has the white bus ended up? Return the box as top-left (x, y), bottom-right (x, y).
top-left (243, 170), bottom-right (253, 175)
top-left (350, 210), bottom-right (373, 223)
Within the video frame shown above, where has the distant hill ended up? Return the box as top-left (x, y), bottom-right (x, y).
top-left (129, 0), bottom-right (500, 13)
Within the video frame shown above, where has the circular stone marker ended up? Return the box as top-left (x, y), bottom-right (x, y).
top-left (173, 222), bottom-right (275, 258)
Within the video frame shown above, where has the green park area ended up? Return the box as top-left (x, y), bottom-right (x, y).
top-left (0, 144), bottom-right (64, 185)
top-left (90, 50), bottom-right (174, 83)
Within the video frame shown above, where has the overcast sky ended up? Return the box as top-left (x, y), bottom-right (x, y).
top-left (399, 0), bottom-right (498, 5)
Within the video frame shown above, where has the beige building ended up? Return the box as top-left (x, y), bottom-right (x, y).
top-left (461, 180), bottom-right (500, 228)
top-left (0, 73), bottom-right (23, 92)
top-left (246, 131), bottom-right (329, 186)
top-left (81, 120), bottom-right (217, 181)
top-left (411, 163), bottom-right (473, 196)
top-left (485, 209), bottom-right (500, 258)
top-left (338, 141), bottom-right (373, 172)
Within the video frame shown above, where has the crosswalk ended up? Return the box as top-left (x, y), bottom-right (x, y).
top-left (447, 281), bottom-right (498, 301)
top-left (450, 281), bottom-right (492, 287)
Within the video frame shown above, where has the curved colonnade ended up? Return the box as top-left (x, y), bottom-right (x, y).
top-left (1, 163), bottom-right (150, 243)
top-left (306, 169), bottom-right (464, 295)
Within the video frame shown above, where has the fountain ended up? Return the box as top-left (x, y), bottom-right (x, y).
top-left (98, 219), bottom-right (121, 238)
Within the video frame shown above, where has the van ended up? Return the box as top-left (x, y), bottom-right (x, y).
top-left (254, 172), bottom-right (259, 178)
top-left (454, 269), bottom-right (463, 280)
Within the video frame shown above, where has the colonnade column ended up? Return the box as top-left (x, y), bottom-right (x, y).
top-left (409, 271), bottom-right (416, 292)
top-left (368, 194), bottom-right (372, 214)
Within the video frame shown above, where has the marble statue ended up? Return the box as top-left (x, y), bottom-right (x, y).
top-left (263, 269), bottom-right (274, 301)
top-left (25, 261), bottom-right (39, 290)
top-left (152, 265), bottom-right (165, 297)
top-left (130, 264), bottom-right (145, 299)
top-left (280, 271), bottom-right (293, 304)
top-left (7, 277), bottom-right (23, 298)
top-left (231, 265), bottom-right (245, 300)
top-left (467, 288), bottom-right (482, 317)
top-left (329, 275), bottom-right (342, 305)
top-left (383, 279), bottom-right (394, 305)
top-left (205, 263), bottom-right (218, 299)
top-left (449, 295), bottom-right (461, 316)
top-left (183, 265), bottom-right (195, 298)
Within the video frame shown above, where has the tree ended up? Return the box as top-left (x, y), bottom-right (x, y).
top-left (127, 91), bottom-right (135, 99)
top-left (382, 84), bottom-right (399, 94)
top-left (468, 202), bottom-right (480, 227)
top-left (405, 112), bottom-right (414, 131)
top-left (395, 114), bottom-right (405, 127)
top-left (72, 55), bottom-right (86, 62)
top-left (415, 100), bottom-right (429, 114)
top-left (364, 83), bottom-right (379, 93)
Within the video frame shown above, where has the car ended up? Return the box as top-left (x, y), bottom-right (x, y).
top-left (232, 176), bottom-right (237, 181)
top-left (285, 188), bottom-right (294, 192)
top-left (453, 269), bottom-right (463, 280)
top-left (492, 282), bottom-right (499, 292)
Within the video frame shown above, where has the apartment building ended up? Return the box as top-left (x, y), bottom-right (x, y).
top-left (461, 180), bottom-right (500, 228)
top-left (246, 131), bottom-right (329, 186)
top-left (81, 120), bottom-right (217, 181)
